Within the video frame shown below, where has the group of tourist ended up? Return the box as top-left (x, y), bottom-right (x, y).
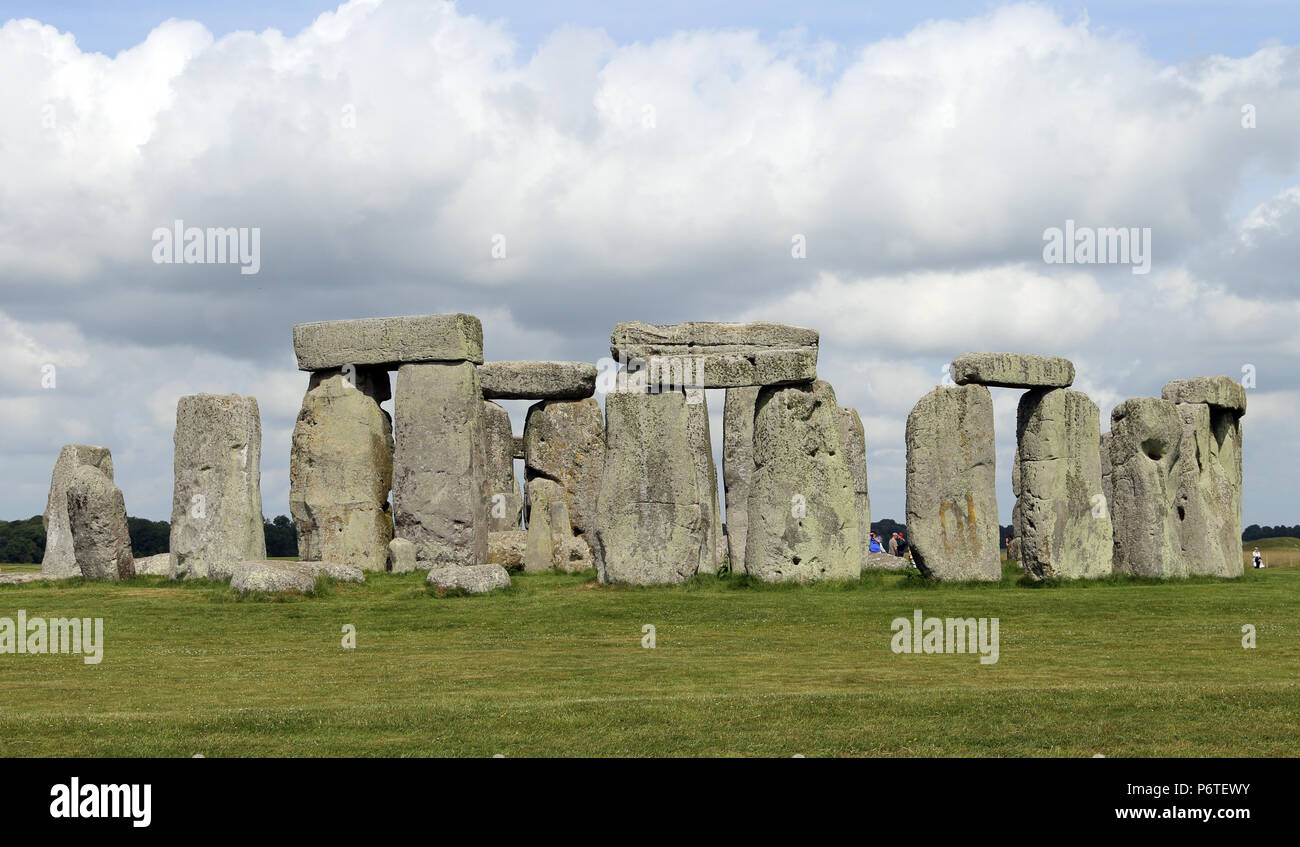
top-left (869, 531), bottom-right (909, 558)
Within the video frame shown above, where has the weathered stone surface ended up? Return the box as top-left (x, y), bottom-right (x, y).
top-left (746, 380), bottom-right (860, 582)
top-left (594, 390), bottom-right (704, 585)
top-left (293, 313), bottom-right (483, 370)
top-left (230, 561), bottom-right (316, 594)
top-left (487, 530), bottom-right (528, 570)
top-left (610, 322), bottom-right (819, 388)
top-left (1111, 397), bottom-right (1243, 579)
top-left (1100, 431), bottom-right (1113, 515)
top-left (483, 401), bottom-right (523, 531)
top-left (864, 551), bottom-right (911, 571)
top-left (522, 398), bottom-right (604, 539)
top-left (384, 540), bottom-right (416, 571)
top-left (950, 352), bottom-right (1075, 389)
top-left (554, 533), bottom-right (595, 573)
top-left (40, 445), bottom-right (115, 578)
top-left (1173, 403), bottom-right (1243, 577)
top-left (722, 387), bottom-right (758, 573)
top-left (393, 363), bottom-right (489, 567)
top-left (1014, 388), bottom-right (1113, 579)
top-left (838, 407), bottom-right (872, 573)
top-left (1162, 376), bottom-right (1247, 414)
top-left (612, 321), bottom-right (819, 353)
top-left (387, 537), bottom-right (417, 573)
top-left (904, 385), bottom-right (1000, 581)
top-left (523, 478), bottom-right (562, 572)
top-left (0, 572), bottom-right (50, 585)
top-left (685, 390), bottom-right (722, 575)
top-left (512, 436), bottom-right (525, 460)
top-left (479, 361), bottom-right (597, 400)
top-left (310, 561), bottom-right (366, 583)
top-left (426, 563), bottom-right (511, 594)
top-left (66, 466), bottom-right (135, 581)
top-left (171, 394), bottom-right (267, 580)
top-left (290, 369), bottom-right (394, 572)
top-left (134, 553), bottom-right (174, 577)
top-left (1109, 398), bottom-right (1186, 577)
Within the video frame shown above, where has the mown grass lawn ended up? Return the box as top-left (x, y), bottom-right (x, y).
top-left (1, 560), bottom-right (1296, 757)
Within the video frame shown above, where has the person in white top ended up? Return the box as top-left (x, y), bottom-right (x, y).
top-left (1252, 548), bottom-right (1264, 568)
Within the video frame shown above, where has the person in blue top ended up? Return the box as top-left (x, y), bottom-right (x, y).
top-left (869, 532), bottom-right (884, 553)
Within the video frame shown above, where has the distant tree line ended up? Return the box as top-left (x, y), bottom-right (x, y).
top-left (0, 515), bottom-right (299, 564)
top-left (1242, 524), bottom-right (1300, 542)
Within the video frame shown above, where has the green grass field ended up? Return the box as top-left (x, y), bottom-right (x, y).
top-left (1, 551), bottom-right (1297, 757)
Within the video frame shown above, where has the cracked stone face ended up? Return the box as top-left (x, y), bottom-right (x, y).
top-left (1014, 388), bottom-right (1113, 580)
top-left (904, 384), bottom-right (1000, 581)
top-left (745, 380), bottom-right (859, 583)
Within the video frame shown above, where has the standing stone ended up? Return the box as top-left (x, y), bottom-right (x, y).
top-left (522, 398), bottom-right (605, 540)
top-left (65, 465), bottom-right (135, 581)
top-left (904, 385), bottom-right (1000, 581)
top-left (524, 478), bottom-right (563, 572)
top-left (290, 368), bottom-right (393, 572)
top-left (1109, 398), bottom-right (1185, 577)
top-left (685, 390), bottom-right (722, 576)
top-left (838, 407), bottom-right (872, 573)
top-left (594, 390), bottom-right (703, 585)
top-left (722, 387), bottom-right (758, 573)
top-left (40, 445), bottom-right (114, 578)
top-left (393, 362), bottom-right (489, 567)
top-left (1111, 393), bottom-right (1245, 579)
top-left (1014, 388), bottom-right (1113, 579)
top-left (483, 401), bottom-right (523, 531)
top-left (1172, 402), bottom-right (1244, 577)
top-left (387, 537), bottom-right (417, 573)
top-left (171, 394), bottom-right (267, 580)
top-left (1100, 432), bottom-right (1114, 515)
top-left (746, 380), bottom-right (859, 583)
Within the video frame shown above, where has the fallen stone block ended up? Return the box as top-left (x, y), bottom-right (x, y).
top-left (950, 352), bottom-right (1075, 389)
top-left (479, 361), bottom-right (597, 400)
top-left (230, 561), bottom-right (317, 594)
top-left (134, 553), bottom-right (175, 577)
top-left (426, 563), bottom-right (511, 594)
top-left (487, 530), bottom-right (528, 570)
top-left (293, 313), bottom-right (483, 371)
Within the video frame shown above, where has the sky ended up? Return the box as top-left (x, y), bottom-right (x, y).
top-left (0, 0), bottom-right (1297, 529)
